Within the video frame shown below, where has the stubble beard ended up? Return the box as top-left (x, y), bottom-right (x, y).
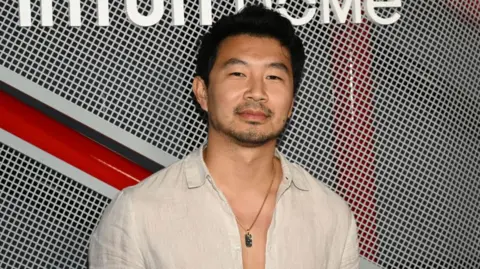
top-left (210, 117), bottom-right (287, 147)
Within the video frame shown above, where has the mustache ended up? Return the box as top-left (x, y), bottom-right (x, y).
top-left (234, 102), bottom-right (273, 117)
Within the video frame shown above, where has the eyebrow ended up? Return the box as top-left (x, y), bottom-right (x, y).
top-left (222, 58), bottom-right (290, 74)
top-left (268, 62), bottom-right (290, 74)
top-left (222, 58), bottom-right (248, 68)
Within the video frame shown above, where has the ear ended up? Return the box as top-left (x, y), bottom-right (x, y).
top-left (287, 99), bottom-right (294, 119)
top-left (193, 76), bottom-right (209, 112)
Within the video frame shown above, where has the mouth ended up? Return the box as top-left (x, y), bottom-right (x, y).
top-left (237, 109), bottom-right (268, 122)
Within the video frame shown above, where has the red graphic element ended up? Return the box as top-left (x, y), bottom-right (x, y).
top-left (332, 22), bottom-right (377, 261)
top-left (447, 0), bottom-right (480, 24)
top-left (0, 90), bottom-right (151, 190)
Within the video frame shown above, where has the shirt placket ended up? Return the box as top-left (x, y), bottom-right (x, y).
top-left (265, 176), bottom-right (292, 269)
top-left (206, 175), bottom-right (244, 269)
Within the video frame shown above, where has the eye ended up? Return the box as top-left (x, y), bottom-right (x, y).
top-left (266, 75), bottom-right (282, 80)
top-left (230, 72), bottom-right (246, 77)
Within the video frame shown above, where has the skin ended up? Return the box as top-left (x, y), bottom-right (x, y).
top-left (192, 34), bottom-right (295, 269)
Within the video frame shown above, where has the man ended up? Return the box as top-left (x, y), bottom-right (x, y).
top-left (89, 5), bottom-right (359, 269)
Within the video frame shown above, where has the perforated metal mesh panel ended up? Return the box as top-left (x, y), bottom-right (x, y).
top-left (0, 143), bottom-right (111, 269)
top-left (1, 1), bottom-right (479, 268)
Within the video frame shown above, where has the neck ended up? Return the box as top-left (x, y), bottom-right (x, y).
top-left (203, 131), bottom-right (278, 192)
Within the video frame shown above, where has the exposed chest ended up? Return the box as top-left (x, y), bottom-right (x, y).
top-left (230, 194), bottom-right (277, 269)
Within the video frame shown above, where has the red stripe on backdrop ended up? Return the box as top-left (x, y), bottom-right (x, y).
top-left (0, 90), bottom-right (151, 190)
top-left (332, 22), bottom-right (377, 261)
top-left (447, 0), bottom-right (480, 23)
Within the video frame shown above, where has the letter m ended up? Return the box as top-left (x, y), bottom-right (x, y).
top-left (19, 0), bottom-right (81, 27)
top-left (322, 0), bottom-right (362, 24)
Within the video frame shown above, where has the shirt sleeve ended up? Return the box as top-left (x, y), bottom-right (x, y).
top-left (340, 212), bottom-right (360, 269)
top-left (88, 190), bottom-right (145, 269)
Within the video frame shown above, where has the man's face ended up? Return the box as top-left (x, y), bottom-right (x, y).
top-left (194, 34), bottom-right (294, 147)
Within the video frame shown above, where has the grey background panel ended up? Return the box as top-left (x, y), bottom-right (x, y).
top-left (0, 138), bottom-right (111, 269)
top-left (1, 0), bottom-right (479, 268)
top-left (372, 2), bottom-right (479, 268)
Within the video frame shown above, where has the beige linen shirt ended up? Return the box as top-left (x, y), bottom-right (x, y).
top-left (89, 146), bottom-right (360, 269)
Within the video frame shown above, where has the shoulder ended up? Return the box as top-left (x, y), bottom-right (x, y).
top-left (291, 163), bottom-right (353, 218)
top-left (102, 157), bottom-right (192, 225)
top-left (121, 157), bottom-right (188, 200)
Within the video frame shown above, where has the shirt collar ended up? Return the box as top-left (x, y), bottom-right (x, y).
top-left (184, 144), bottom-right (310, 191)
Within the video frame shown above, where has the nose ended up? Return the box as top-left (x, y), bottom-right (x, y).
top-left (243, 75), bottom-right (268, 102)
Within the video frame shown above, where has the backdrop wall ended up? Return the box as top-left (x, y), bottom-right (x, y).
top-left (1, 1), bottom-right (479, 268)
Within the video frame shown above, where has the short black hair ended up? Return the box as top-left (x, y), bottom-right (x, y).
top-left (195, 5), bottom-right (306, 94)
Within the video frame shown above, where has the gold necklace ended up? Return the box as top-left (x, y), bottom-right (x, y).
top-left (234, 162), bottom-right (276, 248)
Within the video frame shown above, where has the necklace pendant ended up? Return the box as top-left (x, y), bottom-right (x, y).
top-left (245, 232), bottom-right (253, 248)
